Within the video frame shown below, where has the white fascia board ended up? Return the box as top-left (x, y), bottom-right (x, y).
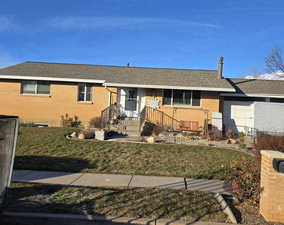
top-left (0, 75), bottom-right (105, 84)
top-left (104, 83), bottom-right (235, 92)
top-left (220, 92), bottom-right (284, 99)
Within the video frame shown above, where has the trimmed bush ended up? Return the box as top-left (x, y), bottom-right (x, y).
top-left (225, 151), bottom-right (261, 206)
top-left (256, 134), bottom-right (284, 152)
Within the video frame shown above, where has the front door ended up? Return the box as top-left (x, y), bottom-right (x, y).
top-left (120, 88), bottom-right (138, 117)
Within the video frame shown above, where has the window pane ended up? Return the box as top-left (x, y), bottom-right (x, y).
top-left (78, 83), bottom-right (85, 101)
top-left (163, 89), bottom-right (171, 105)
top-left (78, 92), bottom-right (85, 101)
top-left (184, 90), bottom-right (192, 105)
top-left (78, 83), bottom-right (92, 102)
top-left (192, 91), bottom-right (201, 106)
top-left (37, 81), bottom-right (50, 94)
top-left (22, 81), bottom-right (36, 94)
top-left (78, 83), bottom-right (85, 93)
top-left (86, 85), bottom-right (92, 101)
top-left (173, 90), bottom-right (184, 105)
top-left (128, 89), bottom-right (137, 101)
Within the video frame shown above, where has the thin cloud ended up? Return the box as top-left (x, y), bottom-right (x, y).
top-left (47, 16), bottom-right (220, 30)
top-left (0, 16), bottom-right (17, 32)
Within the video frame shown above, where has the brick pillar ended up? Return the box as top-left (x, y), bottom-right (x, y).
top-left (260, 150), bottom-right (284, 223)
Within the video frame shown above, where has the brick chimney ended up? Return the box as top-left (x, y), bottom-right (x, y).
top-left (217, 56), bottom-right (224, 79)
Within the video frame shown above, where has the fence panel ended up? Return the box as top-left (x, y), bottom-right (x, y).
top-left (0, 116), bottom-right (19, 207)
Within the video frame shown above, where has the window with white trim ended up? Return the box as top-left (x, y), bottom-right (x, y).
top-left (21, 80), bottom-right (50, 95)
top-left (163, 89), bottom-right (201, 106)
top-left (78, 83), bottom-right (92, 102)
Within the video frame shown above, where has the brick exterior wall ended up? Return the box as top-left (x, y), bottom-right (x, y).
top-left (0, 80), bottom-right (117, 127)
top-left (260, 150), bottom-right (284, 223)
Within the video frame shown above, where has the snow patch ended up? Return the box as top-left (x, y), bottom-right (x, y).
top-left (245, 72), bottom-right (284, 80)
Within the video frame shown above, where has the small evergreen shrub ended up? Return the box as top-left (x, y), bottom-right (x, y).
top-left (61, 113), bottom-right (81, 128)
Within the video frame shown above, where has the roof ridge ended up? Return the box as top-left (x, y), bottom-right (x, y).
top-left (24, 61), bottom-right (217, 72)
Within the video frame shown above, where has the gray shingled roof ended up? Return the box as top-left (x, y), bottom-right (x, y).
top-left (227, 78), bottom-right (284, 97)
top-left (0, 62), bottom-right (234, 91)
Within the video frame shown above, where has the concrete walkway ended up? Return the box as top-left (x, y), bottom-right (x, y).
top-left (12, 170), bottom-right (232, 195)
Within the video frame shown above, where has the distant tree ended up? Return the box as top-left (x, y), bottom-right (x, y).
top-left (265, 47), bottom-right (284, 73)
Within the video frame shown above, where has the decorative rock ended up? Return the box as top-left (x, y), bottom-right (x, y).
top-left (78, 133), bottom-right (85, 139)
top-left (95, 130), bottom-right (106, 140)
top-left (227, 139), bottom-right (237, 144)
top-left (70, 132), bottom-right (77, 138)
top-left (146, 136), bottom-right (155, 144)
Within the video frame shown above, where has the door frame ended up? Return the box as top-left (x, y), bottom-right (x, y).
top-left (118, 88), bottom-right (145, 118)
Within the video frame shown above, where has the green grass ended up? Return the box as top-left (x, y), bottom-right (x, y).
top-left (15, 127), bottom-right (251, 179)
top-left (6, 182), bottom-right (227, 223)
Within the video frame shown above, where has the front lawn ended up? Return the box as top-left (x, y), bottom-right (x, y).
top-left (6, 182), bottom-right (227, 223)
top-left (15, 127), bottom-right (251, 179)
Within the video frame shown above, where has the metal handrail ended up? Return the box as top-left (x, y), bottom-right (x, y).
top-left (101, 104), bottom-right (181, 132)
top-left (143, 106), bottom-right (180, 131)
top-left (101, 103), bottom-right (122, 129)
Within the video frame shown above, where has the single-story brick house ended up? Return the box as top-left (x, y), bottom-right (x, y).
top-left (0, 59), bottom-right (283, 135)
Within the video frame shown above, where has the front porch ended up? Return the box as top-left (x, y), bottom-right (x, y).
top-left (101, 87), bottom-right (214, 137)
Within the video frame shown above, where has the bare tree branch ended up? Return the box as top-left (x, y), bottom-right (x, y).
top-left (265, 47), bottom-right (284, 73)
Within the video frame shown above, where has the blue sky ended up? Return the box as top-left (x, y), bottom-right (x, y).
top-left (0, 0), bottom-right (284, 77)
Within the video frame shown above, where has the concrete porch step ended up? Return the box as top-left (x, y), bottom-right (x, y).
top-left (120, 121), bottom-right (140, 126)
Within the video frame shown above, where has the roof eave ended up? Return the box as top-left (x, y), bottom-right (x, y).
top-left (0, 75), bottom-right (105, 84)
top-left (220, 93), bottom-right (284, 99)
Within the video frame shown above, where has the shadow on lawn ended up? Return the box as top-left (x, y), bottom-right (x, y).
top-left (14, 155), bottom-right (96, 172)
top-left (5, 184), bottom-right (228, 224)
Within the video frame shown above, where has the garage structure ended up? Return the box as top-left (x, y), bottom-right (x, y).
top-left (222, 78), bottom-right (284, 135)
top-left (223, 100), bottom-right (254, 135)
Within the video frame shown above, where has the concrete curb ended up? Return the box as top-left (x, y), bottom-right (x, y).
top-left (213, 194), bottom-right (237, 224)
top-left (2, 211), bottom-right (235, 225)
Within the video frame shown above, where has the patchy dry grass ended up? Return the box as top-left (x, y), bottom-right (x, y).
top-left (6, 182), bottom-right (228, 223)
top-left (15, 127), bottom-right (251, 179)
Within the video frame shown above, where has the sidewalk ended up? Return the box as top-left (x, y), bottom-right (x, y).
top-left (12, 170), bottom-right (232, 194)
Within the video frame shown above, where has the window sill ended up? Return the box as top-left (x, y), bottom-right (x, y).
top-left (21, 93), bottom-right (51, 98)
top-left (77, 101), bottom-right (93, 104)
top-left (163, 104), bottom-right (202, 109)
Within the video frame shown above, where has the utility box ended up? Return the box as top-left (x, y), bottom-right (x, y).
top-left (260, 150), bottom-right (284, 223)
top-left (0, 116), bottom-right (19, 207)
top-left (212, 112), bottom-right (223, 131)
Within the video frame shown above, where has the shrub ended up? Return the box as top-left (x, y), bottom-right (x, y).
top-left (141, 122), bottom-right (155, 136)
top-left (89, 117), bottom-right (102, 129)
top-left (208, 127), bottom-right (222, 141)
top-left (61, 114), bottom-right (82, 128)
top-left (225, 151), bottom-right (261, 206)
top-left (152, 124), bottom-right (164, 136)
top-left (225, 128), bottom-right (234, 139)
top-left (256, 134), bottom-right (284, 152)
